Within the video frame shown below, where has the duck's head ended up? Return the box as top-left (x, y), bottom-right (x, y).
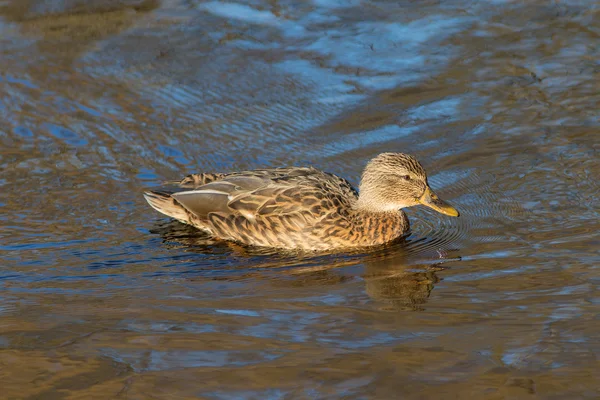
top-left (356, 152), bottom-right (459, 217)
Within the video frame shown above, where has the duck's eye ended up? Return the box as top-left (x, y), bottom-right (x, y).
top-left (400, 175), bottom-right (411, 181)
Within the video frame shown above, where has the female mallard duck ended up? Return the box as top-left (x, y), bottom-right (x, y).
top-left (144, 153), bottom-right (459, 250)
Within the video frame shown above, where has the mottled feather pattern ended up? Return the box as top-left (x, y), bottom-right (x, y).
top-left (175, 173), bottom-right (226, 188)
top-left (144, 153), bottom-right (455, 250)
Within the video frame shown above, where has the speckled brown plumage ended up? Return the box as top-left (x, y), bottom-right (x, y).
top-left (144, 153), bottom-right (459, 250)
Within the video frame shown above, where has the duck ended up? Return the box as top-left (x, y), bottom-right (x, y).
top-left (144, 152), bottom-right (459, 251)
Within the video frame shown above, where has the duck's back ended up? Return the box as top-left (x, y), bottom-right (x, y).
top-left (145, 167), bottom-right (367, 249)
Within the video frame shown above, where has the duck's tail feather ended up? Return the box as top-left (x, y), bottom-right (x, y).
top-left (144, 190), bottom-right (197, 226)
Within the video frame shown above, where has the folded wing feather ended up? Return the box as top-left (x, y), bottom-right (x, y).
top-left (168, 168), bottom-right (356, 234)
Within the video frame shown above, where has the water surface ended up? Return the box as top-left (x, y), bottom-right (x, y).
top-left (1, 0), bottom-right (599, 398)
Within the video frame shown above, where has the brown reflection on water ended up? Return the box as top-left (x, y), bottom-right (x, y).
top-left (364, 256), bottom-right (444, 312)
top-left (1, 0), bottom-right (600, 398)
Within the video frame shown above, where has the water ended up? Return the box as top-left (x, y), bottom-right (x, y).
top-left (1, 0), bottom-right (599, 398)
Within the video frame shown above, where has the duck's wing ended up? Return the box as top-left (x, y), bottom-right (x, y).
top-left (170, 168), bottom-right (348, 219)
top-left (170, 167), bottom-right (358, 244)
top-left (170, 174), bottom-right (274, 220)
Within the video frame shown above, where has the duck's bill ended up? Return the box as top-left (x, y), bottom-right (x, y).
top-left (419, 187), bottom-right (459, 217)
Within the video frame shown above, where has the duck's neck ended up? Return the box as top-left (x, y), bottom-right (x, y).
top-left (350, 202), bottom-right (409, 245)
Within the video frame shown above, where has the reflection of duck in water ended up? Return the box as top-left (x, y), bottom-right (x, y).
top-left (144, 153), bottom-right (459, 250)
top-left (366, 269), bottom-right (439, 311)
top-left (302, 247), bottom-right (453, 311)
top-left (151, 221), bottom-right (456, 311)
top-left (364, 255), bottom-right (446, 311)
